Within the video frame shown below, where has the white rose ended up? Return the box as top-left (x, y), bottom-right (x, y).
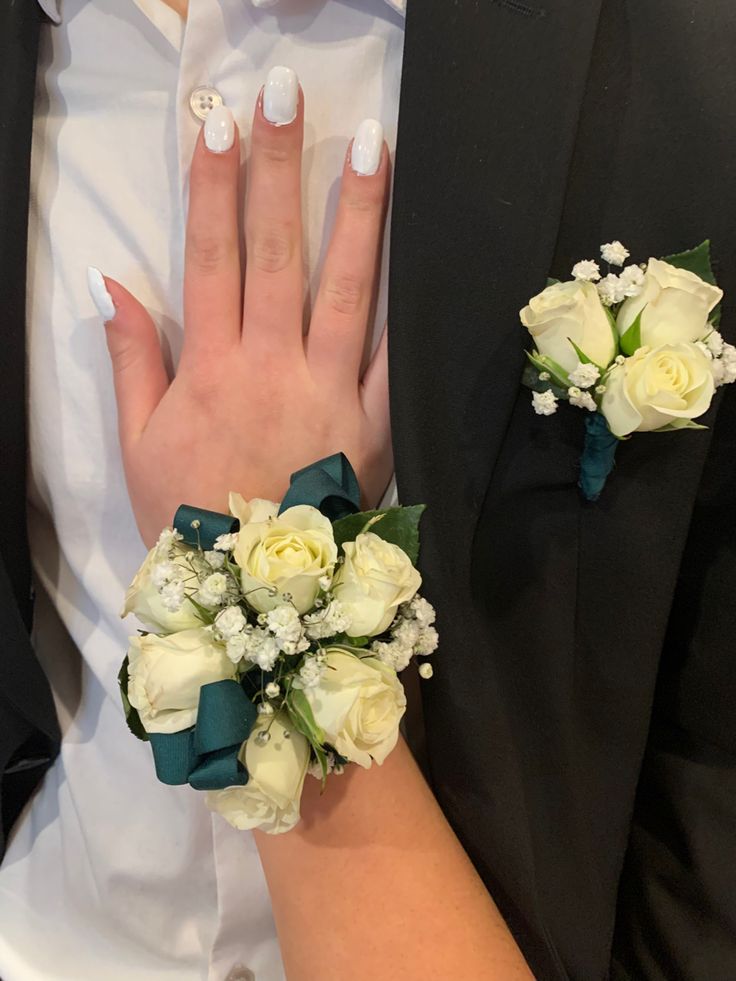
top-left (206, 714), bottom-right (309, 835)
top-left (303, 647), bottom-right (406, 768)
top-left (616, 257), bottom-right (723, 347)
top-left (121, 544), bottom-right (201, 633)
top-left (520, 280), bottom-right (616, 374)
top-left (228, 492), bottom-right (279, 527)
top-left (127, 627), bottom-right (236, 734)
top-left (601, 343), bottom-right (715, 438)
top-left (233, 505), bottom-right (337, 614)
top-left (332, 532), bottom-right (421, 637)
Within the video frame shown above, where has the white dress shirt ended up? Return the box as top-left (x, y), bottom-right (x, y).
top-left (0, 2), bottom-right (404, 978)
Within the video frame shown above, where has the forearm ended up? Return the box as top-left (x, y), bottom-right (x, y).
top-left (255, 737), bottom-right (533, 981)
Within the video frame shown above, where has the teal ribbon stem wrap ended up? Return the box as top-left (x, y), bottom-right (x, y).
top-left (148, 679), bottom-right (256, 791)
top-left (579, 413), bottom-right (619, 502)
top-left (279, 452), bottom-right (361, 520)
top-left (173, 504), bottom-right (239, 551)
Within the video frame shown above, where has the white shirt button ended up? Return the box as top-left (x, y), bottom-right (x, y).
top-left (189, 85), bottom-right (224, 122)
top-left (225, 966), bottom-right (255, 981)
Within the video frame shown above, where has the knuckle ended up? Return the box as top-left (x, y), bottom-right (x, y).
top-left (258, 142), bottom-right (293, 166)
top-left (249, 227), bottom-right (293, 274)
top-left (343, 191), bottom-right (382, 215)
top-left (187, 231), bottom-right (229, 276)
top-left (323, 273), bottom-right (365, 317)
top-left (108, 334), bottom-right (141, 375)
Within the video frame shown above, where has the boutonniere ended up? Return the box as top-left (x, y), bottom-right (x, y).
top-left (520, 240), bottom-right (734, 501)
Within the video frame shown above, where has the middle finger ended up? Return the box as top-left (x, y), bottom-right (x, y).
top-left (242, 67), bottom-right (305, 352)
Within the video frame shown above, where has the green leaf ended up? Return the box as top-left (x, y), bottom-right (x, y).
top-left (330, 633), bottom-right (371, 648)
top-left (525, 350), bottom-right (570, 390)
top-left (663, 239), bottom-right (717, 285)
top-left (546, 277), bottom-right (561, 288)
top-left (332, 505), bottom-right (425, 564)
top-left (568, 339), bottom-right (594, 365)
top-left (287, 688), bottom-right (329, 784)
top-left (619, 308), bottom-right (644, 357)
top-left (287, 688), bottom-right (326, 746)
top-left (185, 595), bottom-right (216, 625)
top-left (118, 656), bottom-right (149, 742)
top-left (521, 362), bottom-right (569, 400)
top-left (654, 419), bottom-right (709, 432)
top-left (604, 307), bottom-right (621, 355)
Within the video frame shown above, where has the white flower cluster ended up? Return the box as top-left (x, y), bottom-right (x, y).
top-left (571, 243), bottom-right (643, 305)
top-left (597, 265), bottom-right (645, 307)
top-left (302, 598), bottom-right (351, 639)
top-left (370, 595), bottom-right (438, 672)
top-left (697, 331), bottom-right (736, 388)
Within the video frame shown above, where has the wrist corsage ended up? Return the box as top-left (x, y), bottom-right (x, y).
top-left (119, 454), bottom-right (437, 834)
top-left (520, 240), bottom-right (734, 500)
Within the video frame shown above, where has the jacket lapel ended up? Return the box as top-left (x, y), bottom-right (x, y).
top-left (389, 0), bottom-right (603, 575)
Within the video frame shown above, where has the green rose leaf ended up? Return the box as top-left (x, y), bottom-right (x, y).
top-left (546, 277), bottom-right (561, 288)
top-left (287, 688), bottom-right (329, 783)
top-left (287, 688), bottom-right (325, 746)
top-left (521, 363), bottom-right (569, 400)
top-left (655, 419), bottom-right (709, 432)
top-left (525, 350), bottom-right (570, 390)
top-left (663, 239), bottom-right (717, 285)
top-left (604, 307), bottom-right (621, 354)
top-left (332, 505), bottom-right (425, 565)
top-left (118, 655), bottom-right (149, 742)
top-left (185, 595), bottom-right (216, 625)
top-left (330, 632), bottom-right (371, 648)
top-left (619, 308), bottom-right (644, 357)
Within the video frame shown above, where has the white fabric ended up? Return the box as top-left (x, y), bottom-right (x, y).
top-left (0, 1), bottom-right (404, 979)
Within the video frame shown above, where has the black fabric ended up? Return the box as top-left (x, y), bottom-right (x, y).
top-left (390, 0), bottom-right (736, 978)
top-left (0, 1), bottom-right (60, 858)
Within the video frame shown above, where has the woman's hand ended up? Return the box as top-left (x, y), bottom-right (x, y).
top-left (92, 71), bottom-right (392, 547)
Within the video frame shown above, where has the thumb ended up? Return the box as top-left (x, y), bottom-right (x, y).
top-left (87, 266), bottom-right (169, 449)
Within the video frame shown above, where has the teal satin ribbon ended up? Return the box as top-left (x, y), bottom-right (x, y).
top-left (579, 413), bottom-right (619, 502)
top-left (279, 452), bottom-right (360, 520)
top-left (148, 679), bottom-right (256, 790)
top-left (173, 504), bottom-right (239, 551)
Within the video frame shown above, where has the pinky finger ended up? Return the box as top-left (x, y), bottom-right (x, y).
top-left (87, 267), bottom-right (169, 450)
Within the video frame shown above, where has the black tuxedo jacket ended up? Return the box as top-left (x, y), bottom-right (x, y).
top-left (2, 2), bottom-right (735, 979)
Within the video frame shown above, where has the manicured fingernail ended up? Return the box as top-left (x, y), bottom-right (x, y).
top-left (351, 118), bottom-right (383, 176)
top-left (263, 66), bottom-right (298, 126)
top-left (251, 0), bottom-right (279, 7)
top-left (87, 266), bottom-right (115, 320)
top-left (204, 104), bottom-right (234, 153)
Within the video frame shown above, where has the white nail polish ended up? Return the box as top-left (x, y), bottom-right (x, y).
top-left (251, 0), bottom-right (279, 7)
top-left (263, 66), bottom-right (298, 126)
top-left (204, 104), bottom-right (234, 153)
top-left (87, 266), bottom-right (115, 321)
top-left (351, 118), bottom-right (383, 176)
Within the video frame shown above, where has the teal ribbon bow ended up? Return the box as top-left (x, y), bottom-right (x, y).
top-left (148, 679), bottom-right (256, 791)
top-left (279, 452), bottom-right (361, 520)
top-left (579, 413), bottom-right (619, 502)
top-left (173, 504), bottom-right (239, 551)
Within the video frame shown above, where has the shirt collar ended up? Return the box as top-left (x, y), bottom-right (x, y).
top-left (38, 0), bottom-right (61, 23)
top-left (36, 0), bottom-right (405, 24)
